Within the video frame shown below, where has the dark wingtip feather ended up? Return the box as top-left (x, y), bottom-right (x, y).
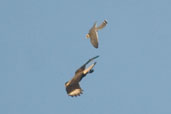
top-left (104, 19), bottom-right (108, 24)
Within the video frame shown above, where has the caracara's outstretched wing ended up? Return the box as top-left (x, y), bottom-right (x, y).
top-left (75, 56), bottom-right (99, 74)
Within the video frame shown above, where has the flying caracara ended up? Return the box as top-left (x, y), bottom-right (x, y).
top-left (65, 56), bottom-right (99, 97)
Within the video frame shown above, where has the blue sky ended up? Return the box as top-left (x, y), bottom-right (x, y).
top-left (0, 0), bottom-right (171, 114)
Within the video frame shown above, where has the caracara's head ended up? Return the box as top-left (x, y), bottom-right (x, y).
top-left (65, 81), bottom-right (69, 87)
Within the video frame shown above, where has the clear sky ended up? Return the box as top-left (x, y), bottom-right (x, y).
top-left (1, 0), bottom-right (171, 114)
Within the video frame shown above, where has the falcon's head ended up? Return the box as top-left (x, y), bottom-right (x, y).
top-left (86, 34), bottom-right (90, 38)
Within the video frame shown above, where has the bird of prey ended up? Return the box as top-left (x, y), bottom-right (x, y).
top-left (86, 20), bottom-right (107, 48)
top-left (65, 56), bottom-right (99, 97)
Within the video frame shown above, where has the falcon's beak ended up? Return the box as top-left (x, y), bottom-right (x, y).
top-left (86, 34), bottom-right (90, 38)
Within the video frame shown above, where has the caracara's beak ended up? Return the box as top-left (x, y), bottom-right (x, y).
top-left (86, 34), bottom-right (90, 38)
top-left (65, 81), bottom-right (69, 87)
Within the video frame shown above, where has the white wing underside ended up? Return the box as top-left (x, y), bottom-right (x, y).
top-left (68, 88), bottom-right (83, 96)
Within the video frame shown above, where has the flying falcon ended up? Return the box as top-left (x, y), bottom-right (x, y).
top-left (86, 20), bottom-right (107, 48)
top-left (65, 56), bottom-right (99, 97)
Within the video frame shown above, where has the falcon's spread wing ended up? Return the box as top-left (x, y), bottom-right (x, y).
top-left (87, 22), bottom-right (99, 48)
top-left (96, 20), bottom-right (107, 30)
top-left (65, 83), bottom-right (83, 97)
top-left (90, 32), bottom-right (98, 48)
